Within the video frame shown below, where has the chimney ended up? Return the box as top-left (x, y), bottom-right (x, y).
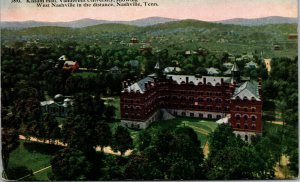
top-left (221, 78), bottom-right (224, 85)
top-left (186, 77), bottom-right (189, 84)
top-left (203, 77), bottom-right (206, 85)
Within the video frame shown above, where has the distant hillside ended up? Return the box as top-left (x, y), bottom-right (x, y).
top-left (2, 19), bottom-right (297, 37)
top-left (216, 16), bottom-right (298, 26)
top-left (1, 17), bottom-right (178, 29)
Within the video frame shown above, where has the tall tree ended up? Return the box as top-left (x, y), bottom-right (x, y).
top-left (50, 147), bottom-right (93, 180)
top-left (95, 121), bottom-right (112, 151)
top-left (111, 126), bottom-right (133, 156)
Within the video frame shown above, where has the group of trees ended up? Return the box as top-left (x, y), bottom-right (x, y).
top-left (205, 124), bottom-right (276, 179)
top-left (261, 56), bottom-right (298, 176)
top-left (124, 127), bottom-right (204, 180)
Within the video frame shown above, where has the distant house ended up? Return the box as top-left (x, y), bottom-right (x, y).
top-left (206, 67), bottom-right (220, 75)
top-left (130, 37), bottom-right (138, 44)
top-left (223, 62), bottom-right (233, 69)
top-left (58, 55), bottom-right (68, 61)
top-left (288, 34), bottom-right (298, 40)
top-left (129, 60), bottom-right (139, 70)
top-left (140, 44), bottom-right (152, 54)
top-left (273, 44), bottom-right (282, 51)
top-left (185, 50), bottom-right (198, 55)
top-left (63, 61), bottom-right (79, 72)
top-left (40, 94), bottom-right (74, 117)
top-left (163, 67), bottom-right (182, 74)
top-left (245, 61), bottom-right (258, 69)
top-left (110, 66), bottom-right (121, 75)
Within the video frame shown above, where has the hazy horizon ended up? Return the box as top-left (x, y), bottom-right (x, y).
top-left (1, 0), bottom-right (297, 22)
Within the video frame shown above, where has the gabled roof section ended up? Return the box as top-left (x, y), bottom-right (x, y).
top-left (125, 77), bottom-right (154, 93)
top-left (231, 62), bottom-right (240, 72)
top-left (167, 75), bottom-right (231, 86)
top-left (154, 61), bottom-right (160, 69)
top-left (206, 67), bottom-right (220, 75)
top-left (232, 81), bottom-right (261, 101)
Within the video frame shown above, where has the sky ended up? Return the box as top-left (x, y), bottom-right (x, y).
top-left (1, 0), bottom-right (298, 22)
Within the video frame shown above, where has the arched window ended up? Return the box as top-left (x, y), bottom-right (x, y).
top-left (236, 106), bottom-right (240, 111)
top-left (244, 107), bottom-right (248, 112)
top-left (236, 96), bottom-right (241, 100)
top-left (252, 107), bottom-right (256, 112)
top-left (236, 114), bottom-right (241, 120)
top-left (252, 125), bottom-right (256, 130)
top-left (216, 83), bottom-right (220, 86)
top-left (243, 96), bottom-right (248, 101)
top-left (244, 115), bottom-right (248, 121)
top-left (251, 116), bottom-right (256, 122)
top-left (251, 97), bottom-right (256, 101)
top-left (236, 123), bottom-right (240, 128)
top-left (244, 124), bottom-right (248, 129)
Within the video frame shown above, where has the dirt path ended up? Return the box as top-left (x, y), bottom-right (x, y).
top-left (16, 166), bottom-right (51, 181)
top-left (19, 135), bottom-right (132, 156)
top-left (266, 121), bottom-right (284, 125)
top-left (274, 155), bottom-right (293, 179)
top-left (203, 141), bottom-right (209, 158)
top-left (184, 124), bottom-right (210, 136)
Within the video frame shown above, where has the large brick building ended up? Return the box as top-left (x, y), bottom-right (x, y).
top-left (120, 62), bottom-right (262, 141)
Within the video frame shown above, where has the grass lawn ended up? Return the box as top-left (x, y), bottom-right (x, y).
top-left (109, 117), bottom-right (219, 148)
top-left (148, 117), bottom-right (218, 147)
top-left (104, 96), bottom-right (120, 119)
top-left (7, 141), bottom-right (63, 180)
top-left (72, 71), bottom-right (97, 78)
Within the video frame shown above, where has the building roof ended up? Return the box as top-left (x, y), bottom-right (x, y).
top-left (163, 67), bottom-right (181, 73)
top-left (206, 67), bottom-right (220, 75)
top-left (125, 77), bottom-right (154, 93)
top-left (223, 62), bottom-right (233, 68)
top-left (167, 75), bottom-right (231, 86)
top-left (40, 101), bottom-right (55, 106)
top-left (231, 63), bottom-right (240, 72)
top-left (154, 61), bottom-right (160, 69)
top-left (58, 55), bottom-right (68, 61)
top-left (232, 81), bottom-right (260, 101)
top-left (245, 61), bottom-right (258, 68)
top-left (110, 66), bottom-right (120, 71)
top-left (129, 60), bottom-right (139, 67)
top-left (223, 69), bottom-right (232, 75)
top-left (64, 61), bottom-right (77, 66)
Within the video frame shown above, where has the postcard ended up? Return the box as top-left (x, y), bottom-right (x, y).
top-left (1, 0), bottom-right (298, 181)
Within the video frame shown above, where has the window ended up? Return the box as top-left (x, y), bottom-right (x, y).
top-left (217, 115), bottom-right (221, 119)
top-left (245, 135), bottom-right (248, 141)
top-left (252, 116), bottom-right (256, 122)
top-left (244, 125), bottom-right (248, 129)
top-left (244, 107), bottom-right (248, 112)
top-left (208, 114), bottom-right (212, 119)
top-left (244, 115), bottom-right (248, 121)
top-left (252, 108), bottom-right (256, 112)
top-left (182, 112), bottom-right (186, 116)
top-left (252, 125), bottom-right (256, 130)
top-left (199, 113), bottom-right (203, 118)
top-left (237, 123), bottom-right (240, 128)
top-left (190, 113), bottom-right (194, 117)
top-left (236, 114), bottom-right (241, 121)
top-left (236, 106), bottom-right (240, 111)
